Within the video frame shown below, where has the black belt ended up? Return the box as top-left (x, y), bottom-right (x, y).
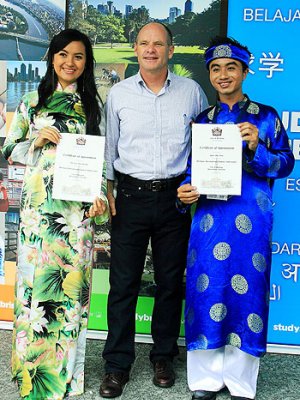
top-left (117, 173), bottom-right (184, 192)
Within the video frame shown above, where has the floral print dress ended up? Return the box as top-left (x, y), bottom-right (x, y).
top-left (2, 83), bottom-right (108, 399)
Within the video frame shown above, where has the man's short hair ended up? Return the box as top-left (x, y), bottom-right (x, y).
top-left (136, 22), bottom-right (173, 46)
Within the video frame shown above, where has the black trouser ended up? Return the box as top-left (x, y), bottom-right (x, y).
top-left (102, 175), bottom-right (191, 373)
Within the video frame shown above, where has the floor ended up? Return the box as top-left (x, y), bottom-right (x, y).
top-left (1, 328), bottom-right (300, 399)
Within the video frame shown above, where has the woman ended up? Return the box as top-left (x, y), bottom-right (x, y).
top-left (2, 29), bottom-right (108, 399)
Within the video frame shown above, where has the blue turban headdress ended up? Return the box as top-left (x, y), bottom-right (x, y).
top-left (205, 44), bottom-right (250, 69)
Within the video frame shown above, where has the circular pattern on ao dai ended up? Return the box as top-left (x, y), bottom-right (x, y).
top-left (252, 252), bottom-right (267, 272)
top-left (186, 308), bottom-right (195, 326)
top-left (268, 158), bottom-right (281, 173)
top-left (247, 102), bottom-right (260, 115)
top-left (188, 248), bottom-right (197, 268)
top-left (247, 313), bottom-right (264, 333)
top-left (275, 118), bottom-right (281, 137)
top-left (196, 274), bottom-right (209, 293)
top-left (256, 191), bottom-right (270, 212)
top-left (210, 303), bottom-right (227, 322)
top-left (226, 333), bottom-right (242, 348)
top-left (197, 334), bottom-right (208, 349)
top-left (213, 242), bottom-right (231, 260)
top-left (199, 213), bottom-right (214, 232)
top-left (235, 214), bottom-right (252, 234)
top-left (231, 274), bottom-right (248, 294)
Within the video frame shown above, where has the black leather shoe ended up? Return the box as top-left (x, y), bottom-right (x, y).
top-left (99, 372), bottom-right (129, 398)
top-left (192, 391), bottom-right (217, 400)
top-left (153, 359), bottom-right (175, 388)
top-left (231, 397), bottom-right (253, 400)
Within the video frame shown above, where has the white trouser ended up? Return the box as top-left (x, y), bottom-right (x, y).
top-left (187, 346), bottom-right (260, 399)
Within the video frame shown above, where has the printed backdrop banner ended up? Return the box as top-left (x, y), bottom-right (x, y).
top-left (0, 0), bottom-right (224, 335)
top-left (227, 0), bottom-right (300, 346)
top-left (1, 0), bottom-right (300, 352)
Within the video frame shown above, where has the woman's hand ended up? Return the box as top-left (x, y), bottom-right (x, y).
top-left (85, 196), bottom-right (107, 218)
top-left (34, 127), bottom-right (61, 149)
top-left (177, 184), bottom-right (200, 205)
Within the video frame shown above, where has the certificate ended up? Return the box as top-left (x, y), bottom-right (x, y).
top-left (52, 133), bottom-right (105, 202)
top-left (192, 124), bottom-right (242, 196)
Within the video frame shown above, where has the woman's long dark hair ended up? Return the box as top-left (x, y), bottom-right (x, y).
top-left (35, 29), bottom-right (102, 135)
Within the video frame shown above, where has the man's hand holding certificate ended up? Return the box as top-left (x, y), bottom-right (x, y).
top-left (192, 124), bottom-right (242, 196)
top-left (52, 133), bottom-right (105, 203)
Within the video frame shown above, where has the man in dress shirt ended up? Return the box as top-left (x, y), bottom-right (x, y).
top-left (100, 22), bottom-right (208, 399)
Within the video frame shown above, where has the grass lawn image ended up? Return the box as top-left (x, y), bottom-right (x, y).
top-left (92, 44), bottom-right (215, 102)
top-left (93, 44), bottom-right (205, 64)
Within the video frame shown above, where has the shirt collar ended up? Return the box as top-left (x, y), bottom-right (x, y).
top-left (216, 94), bottom-right (249, 112)
top-left (136, 70), bottom-right (171, 91)
top-left (55, 82), bottom-right (78, 93)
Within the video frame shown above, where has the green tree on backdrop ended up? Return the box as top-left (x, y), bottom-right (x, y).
top-left (68, 1), bottom-right (126, 47)
top-left (124, 7), bottom-right (150, 44)
top-left (97, 14), bottom-right (126, 48)
top-left (68, 1), bottom-right (97, 41)
top-left (167, 0), bottom-right (221, 47)
top-left (68, 0), bottom-right (221, 50)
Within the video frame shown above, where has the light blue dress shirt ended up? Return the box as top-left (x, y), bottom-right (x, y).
top-left (105, 71), bottom-right (208, 180)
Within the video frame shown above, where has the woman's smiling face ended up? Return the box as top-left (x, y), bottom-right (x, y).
top-left (52, 41), bottom-right (86, 89)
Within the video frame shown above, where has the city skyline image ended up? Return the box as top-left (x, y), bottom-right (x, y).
top-left (6, 60), bottom-right (47, 111)
top-left (7, 61), bottom-right (46, 82)
top-left (88, 0), bottom-right (213, 19)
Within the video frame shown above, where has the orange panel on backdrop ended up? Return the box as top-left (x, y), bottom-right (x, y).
top-left (0, 285), bottom-right (14, 321)
top-left (0, 261), bottom-right (16, 321)
top-left (4, 261), bottom-right (16, 285)
top-left (5, 112), bottom-right (14, 132)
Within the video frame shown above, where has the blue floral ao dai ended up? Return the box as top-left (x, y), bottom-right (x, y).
top-left (184, 97), bottom-right (295, 357)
